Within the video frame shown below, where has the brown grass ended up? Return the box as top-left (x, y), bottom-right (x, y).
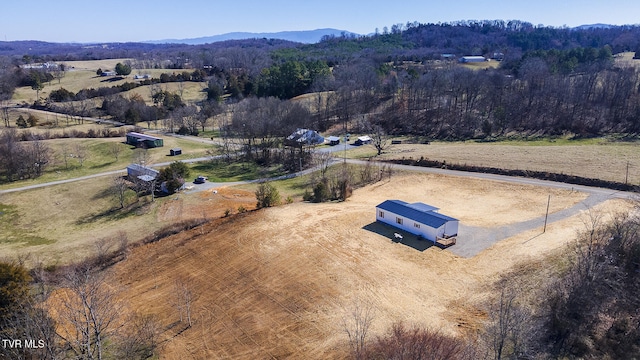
top-left (352, 141), bottom-right (640, 185)
top-left (11, 58), bottom-right (206, 105)
top-left (103, 172), bottom-right (630, 359)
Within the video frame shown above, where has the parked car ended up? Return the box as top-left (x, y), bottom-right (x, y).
top-left (194, 175), bottom-right (207, 184)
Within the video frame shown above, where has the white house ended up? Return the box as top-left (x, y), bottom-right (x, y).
top-left (375, 200), bottom-right (458, 243)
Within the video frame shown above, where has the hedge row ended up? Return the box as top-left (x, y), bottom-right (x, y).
top-left (387, 157), bottom-right (638, 192)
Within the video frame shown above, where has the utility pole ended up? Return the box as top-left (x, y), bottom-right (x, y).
top-left (625, 161), bottom-right (630, 185)
top-left (543, 194), bottom-right (551, 233)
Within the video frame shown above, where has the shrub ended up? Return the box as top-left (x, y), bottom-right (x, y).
top-left (313, 181), bottom-right (329, 203)
top-left (365, 322), bottom-right (471, 360)
top-left (302, 189), bottom-right (313, 202)
top-left (16, 115), bottom-right (28, 128)
top-left (255, 182), bottom-right (280, 208)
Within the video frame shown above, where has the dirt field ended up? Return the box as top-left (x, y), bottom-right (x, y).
top-left (106, 172), bottom-right (633, 359)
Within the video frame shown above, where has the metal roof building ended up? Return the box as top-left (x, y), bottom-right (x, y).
top-left (376, 200), bottom-right (459, 243)
top-left (126, 132), bottom-right (164, 148)
top-left (126, 164), bottom-right (159, 182)
top-left (285, 128), bottom-right (324, 146)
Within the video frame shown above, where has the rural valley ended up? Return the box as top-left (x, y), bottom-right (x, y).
top-left (1, 17), bottom-right (640, 360)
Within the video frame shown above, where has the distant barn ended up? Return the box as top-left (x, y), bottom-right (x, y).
top-left (376, 200), bottom-right (458, 244)
top-left (458, 56), bottom-right (487, 63)
top-left (126, 132), bottom-right (164, 148)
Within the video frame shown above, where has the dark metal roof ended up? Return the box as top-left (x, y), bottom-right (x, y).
top-left (376, 200), bottom-right (457, 229)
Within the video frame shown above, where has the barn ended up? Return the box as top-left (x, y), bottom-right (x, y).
top-left (375, 200), bottom-right (458, 243)
top-left (170, 148), bottom-right (182, 156)
top-left (126, 132), bottom-right (164, 148)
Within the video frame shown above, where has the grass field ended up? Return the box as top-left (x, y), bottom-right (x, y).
top-left (0, 134), bottom-right (214, 191)
top-left (349, 138), bottom-right (640, 185)
top-left (11, 58), bottom-right (207, 105)
top-left (0, 173), bottom-right (257, 264)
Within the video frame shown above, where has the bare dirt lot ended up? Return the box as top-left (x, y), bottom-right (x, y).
top-left (106, 173), bottom-right (633, 359)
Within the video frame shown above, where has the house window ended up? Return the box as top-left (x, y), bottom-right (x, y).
top-left (396, 217), bottom-right (403, 225)
top-left (414, 223), bottom-right (420, 229)
top-left (379, 211), bottom-right (384, 218)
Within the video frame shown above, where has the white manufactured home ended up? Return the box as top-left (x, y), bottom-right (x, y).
top-left (375, 200), bottom-right (459, 243)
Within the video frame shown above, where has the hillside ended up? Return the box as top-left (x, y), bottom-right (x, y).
top-left (106, 172), bottom-right (631, 359)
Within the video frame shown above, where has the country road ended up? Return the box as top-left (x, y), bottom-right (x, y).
top-left (1, 153), bottom-right (636, 258)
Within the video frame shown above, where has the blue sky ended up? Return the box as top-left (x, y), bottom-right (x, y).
top-left (1, 0), bottom-right (639, 43)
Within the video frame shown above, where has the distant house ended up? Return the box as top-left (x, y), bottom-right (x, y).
top-left (354, 136), bottom-right (371, 145)
top-left (126, 132), bottom-right (164, 148)
top-left (170, 148), bottom-right (182, 156)
top-left (285, 128), bottom-right (324, 146)
top-left (101, 71), bottom-right (116, 76)
top-left (126, 164), bottom-right (159, 183)
top-left (376, 200), bottom-right (459, 243)
top-left (327, 136), bottom-right (340, 146)
top-left (458, 56), bottom-right (487, 63)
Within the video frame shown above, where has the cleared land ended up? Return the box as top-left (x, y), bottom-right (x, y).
top-left (11, 59), bottom-right (206, 105)
top-left (104, 172), bottom-right (632, 359)
top-left (349, 140), bottom-right (640, 185)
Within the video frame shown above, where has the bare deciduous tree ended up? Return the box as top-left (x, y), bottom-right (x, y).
top-left (109, 142), bottom-right (122, 161)
top-left (113, 176), bottom-right (130, 209)
top-left (484, 281), bottom-right (534, 360)
top-left (0, 99), bottom-right (10, 128)
top-left (116, 230), bottom-right (129, 260)
top-left (132, 148), bottom-right (150, 167)
top-left (312, 150), bottom-right (334, 180)
top-left (368, 123), bottom-right (391, 156)
top-left (55, 266), bottom-right (124, 360)
top-left (74, 143), bottom-right (88, 167)
top-left (115, 312), bottom-right (160, 359)
top-left (173, 277), bottom-right (196, 328)
top-left (342, 297), bottom-right (376, 360)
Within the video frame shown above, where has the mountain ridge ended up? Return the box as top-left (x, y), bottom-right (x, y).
top-left (143, 28), bottom-right (360, 45)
